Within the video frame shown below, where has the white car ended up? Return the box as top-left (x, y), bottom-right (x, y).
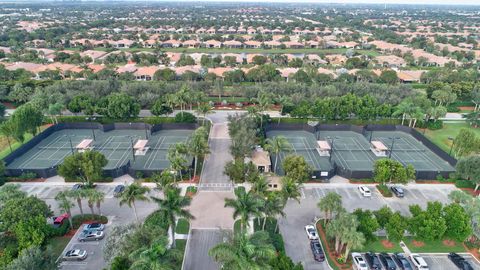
top-left (358, 186), bottom-right (372, 197)
top-left (410, 253), bottom-right (429, 270)
top-left (304, 225), bottom-right (318, 240)
top-left (63, 249), bottom-right (87, 261)
top-left (352, 252), bottom-right (368, 270)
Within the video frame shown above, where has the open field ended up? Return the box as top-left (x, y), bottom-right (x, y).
top-left (423, 123), bottom-right (480, 153)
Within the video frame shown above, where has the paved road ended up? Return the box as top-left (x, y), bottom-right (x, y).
top-left (183, 229), bottom-right (223, 270)
top-left (280, 183), bottom-right (458, 270)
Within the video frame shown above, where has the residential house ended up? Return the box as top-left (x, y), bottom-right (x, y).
top-left (244, 40), bottom-right (262, 49)
top-left (134, 66), bottom-right (159, 81)
top-left (203, 40), bottom-right (222, 48)
top-left (374, 55), bottom-right (407, 68)
top-left (223, 40), bottom-right (243, 49)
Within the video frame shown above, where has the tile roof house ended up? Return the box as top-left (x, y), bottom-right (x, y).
top-left (374, 55), bottom-right (407, 68)
top-left (207, 67), bottom-right (235, 78)
top-left (244, 40), bottom-right (262, 49)
top-left (183, 40), bottom-right (200, 48)
top-left (134, 66), bottom-right (159, 81)
top-left (79, 50), bottom-right (108, 62)
top-left (203, 40), bottom-right (222, 48)
top-left (397, 70), bottom-right (425, 83)
top-left (162, 39), bottom-right (182, 48)
top-left (223, 40), bottom-right (243, 49)
top-left (283, 41), bottom-right (305, 49)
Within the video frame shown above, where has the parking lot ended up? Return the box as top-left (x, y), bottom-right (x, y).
top-left (58, 221), bottom-right (112, 270)
top-left (279, 183), bottom-right (459, 270)
top-left (423, 253), bottom-right (480, 270)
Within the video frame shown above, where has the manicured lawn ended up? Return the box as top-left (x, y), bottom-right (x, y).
top-left (423, 123), bottom-right (480, 153)
top-left (47, 236), bottom-right (72, 257)
top-left (358, 237), bottom-right (403, 253)
top-left (405, 238), bottom-right (466, 253)
top-left (0, 133), bottom-right (34, 160)
top-left (175, 239), bottom-right (187, 270)
top-left (175, 218), bottom-right (190, 234)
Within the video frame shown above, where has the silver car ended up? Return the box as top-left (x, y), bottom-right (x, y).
top-left (63, 249), bottom-right (87, 261)
top-left (78, 230), bottom-right (104, 242)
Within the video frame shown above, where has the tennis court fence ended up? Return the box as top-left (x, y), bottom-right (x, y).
top-left (4, 122), bottom-right (198, 178)
top-left (266, 123), bottom-right (456, 180)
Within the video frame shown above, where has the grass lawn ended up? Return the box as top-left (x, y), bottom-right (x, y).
top-left (175, 239), bottom-right (187, 270)
top-left (423, 123), bottom-right (480, 153)
top-left (47, 236), bottom-right (72, 257)
top-left (0, 125), bottom-right (50, 160)
top-left (175, 218), bottom-right (190, 234)
top-left (405, 238), bottom-right (466, 253)
top-left (358, 237), bottom-right (403, 253)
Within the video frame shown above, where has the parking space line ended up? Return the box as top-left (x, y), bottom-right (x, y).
top-left (314, 188), bottom-right (321, 198)
top-left (300, 188), bottom-right (306, 199)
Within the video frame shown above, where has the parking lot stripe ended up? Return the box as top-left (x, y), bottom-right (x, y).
top-left (300, 188), bottom-right (306, 199)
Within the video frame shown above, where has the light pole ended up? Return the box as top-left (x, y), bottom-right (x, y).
top-left (369, 131), bottom-right (373, 142)
top-left (129, 136), bottom-right (136, 162)
top-left (448, 137), bottom-right (455, 156)
top-left (388, 137), bottom-right (401, 159)
top-left (86, 117), bottom-right (96, 141)
top-left (327, 136), bottom-right (338, 162)
top-left (68, 135), bottom-right (74, 155)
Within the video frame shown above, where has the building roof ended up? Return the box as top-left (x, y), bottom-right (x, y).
top-left (371, 141), bottom-right (388, 151)
top-left (251, 148), bottom-right (271, 166)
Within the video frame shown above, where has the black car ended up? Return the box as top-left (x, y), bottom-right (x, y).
top-left (71, 184), bottom-right (84, 191)
top-left (310, 240), bottom-right (325, 262)
top-left (114, 185), bottom-right (125, 197)
top-left (393, 253), bottom-right (413, 270)
top-left (390, 186), bottom-right (404, 197)
top-left (365, 252), bottom-right (382, 270)
top-left (448, 253), bottom-right (474, 270)
top-left (379, 253), bottom-right (397, 270)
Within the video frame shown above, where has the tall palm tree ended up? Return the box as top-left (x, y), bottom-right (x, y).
top-left (55, 191), bottom-right (74, 229)
top-left (225, 188), bottom-right (263, 232)
top-left (195, 103), bottom-right (212, 125)
top-left (150, 187), bottom-right (194, 248)
top-left (393, 100), bottom-right (414, 126)
top-left (317, 192), bottom-right (343, 225)
top-left (128, 236), bottom-right (181, 270)
top-left (119, 182), bottom-right (150, 223)
top-left (264, 136), bottom-right (292, 174)
top-left (466, 111), bottom-right (480, 128)
top-left (251, 176), bottom-right (269, 196)
top-left (280, 177), bottom-right (302, 203)
top-left (68, 189), bottom-right (86, 218)
top-left (262, 192), bottom-right (286, 231)
top-left (0, 120), bottom-right (21, 152)
top-left (208, 231), bottom-right (276, 270)
top-left (89, 190), bottom-right (105, 216)
top-left (152, 170), bottom-right (176, 192)
top-left (85, 189), bottom-right (96, 215)
top-left (189, 127), bottom-right (210, 179)
top-left (342, 229), bottom-right (365, 258)
top-left (167, 143), bottom-right (188, 181)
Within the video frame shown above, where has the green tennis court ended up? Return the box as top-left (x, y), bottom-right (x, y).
top-left (7, 128), bottom-right (193, 172)
top-left (266, 129), bottom-right (455, 177)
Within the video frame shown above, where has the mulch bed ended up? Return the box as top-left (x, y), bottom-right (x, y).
top-left (186, 191), bottom-right (196, 198)
top-left (415, 180), bottom-right (455, 184)
top-left (458, 106), bottom-right (475, 111)
top-left (381, 239), bottom-right (395, 249)
top-left (443, 239), bottom-right (456, 247)
top-left (460, 188), bottom-right (480, 196)
top-left (64, 229), bottom-right (78, 237)
top-left (412, 240), bottom-right (425, 247)
top-left (316, 222), bottom-right (352, 269)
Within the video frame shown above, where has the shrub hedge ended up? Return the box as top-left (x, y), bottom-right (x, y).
top-left (72, 214), bottom-right (108, 229)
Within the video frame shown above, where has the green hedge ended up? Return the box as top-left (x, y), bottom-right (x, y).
top-left (455, 179), bottom-right (476, 189)
top-left (50, 220), bottom-right (70, 236)
top-left (71, 214), bottom-right (108, 229)
top-left (144, 210), bottom-right (170, 232)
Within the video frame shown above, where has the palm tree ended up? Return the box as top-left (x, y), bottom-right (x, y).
top-left (251, 176), bottom-right (269, 196)
top-left (119, 182), bottom-right (150, 223)
top-left (264, 136), bottom-right (292, 174)
top-left (0, 120), bottom-right (20, 152)
top-left (85, 189), bottom-right (96, 215)
top-left (167, 143), bottom-right (188, 181)
top-left (128, 236), bottom-right (181, 270)
top-left (393, 100), bottom-right (414, 126)
top-left (189, 127), bottom-right (210, 179)
top-left (152, 170), bottom-right (176, 192)
top-left (317, 192), bottom-right (343, 225)
top-left (196, 103), bottom-right (212, 125)
top-left (208, 231), bottom-right (276, 270)
top-left (342, 229), bottom-right (365, 258)
top-left (68, 189), bottom-right (86, 218)
top-left (225, 188), bottom-right (263, 232)
top-left (55, 191), bottom-right (74, 229)
top-left (150, 187), bottom-right (194, 248)
top-left (262, 192), bottom-right (286, 231)
top-left (466, 111), bottom-right (480, 128)
top-left (327, 211), bottom-right (357, 254)
top-left (89, 190), bottom-right (105, 216)
top-left (280, 177), bottom-right (302, 203)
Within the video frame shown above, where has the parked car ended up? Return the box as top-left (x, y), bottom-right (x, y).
top-left (304, 225), bottom-right (318, 240)
top-left (358, 186), bottom-right (372, 197)
top-left (391, 186), bottom-right (405, 198)
top-left (52, 213), bottom-right (70, 228)
top-left (448, 253), bottom-right (474, 270)
top-left (393, 253), bottom-right (414, 270)
top-left (113, 184), bottom-right (125, 197)
top-left (365, 252), bottom-right (381, 270)
top-left (78, 230), bottom-right (104, 242)
top-left (410, 253), bottom-right (429, 270)
top-left (83, 222), bottom-right (105, 232)
top-left (379, 252), bottom-right (397, 270)
top-left (63, 249), bottom-right (87, 261)
top-left (309, 240), bottom-right (325, 262)
top-left (352, 252), bottom-right (368, 270)
top-left (71, 184), bottom-right (84, 191)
